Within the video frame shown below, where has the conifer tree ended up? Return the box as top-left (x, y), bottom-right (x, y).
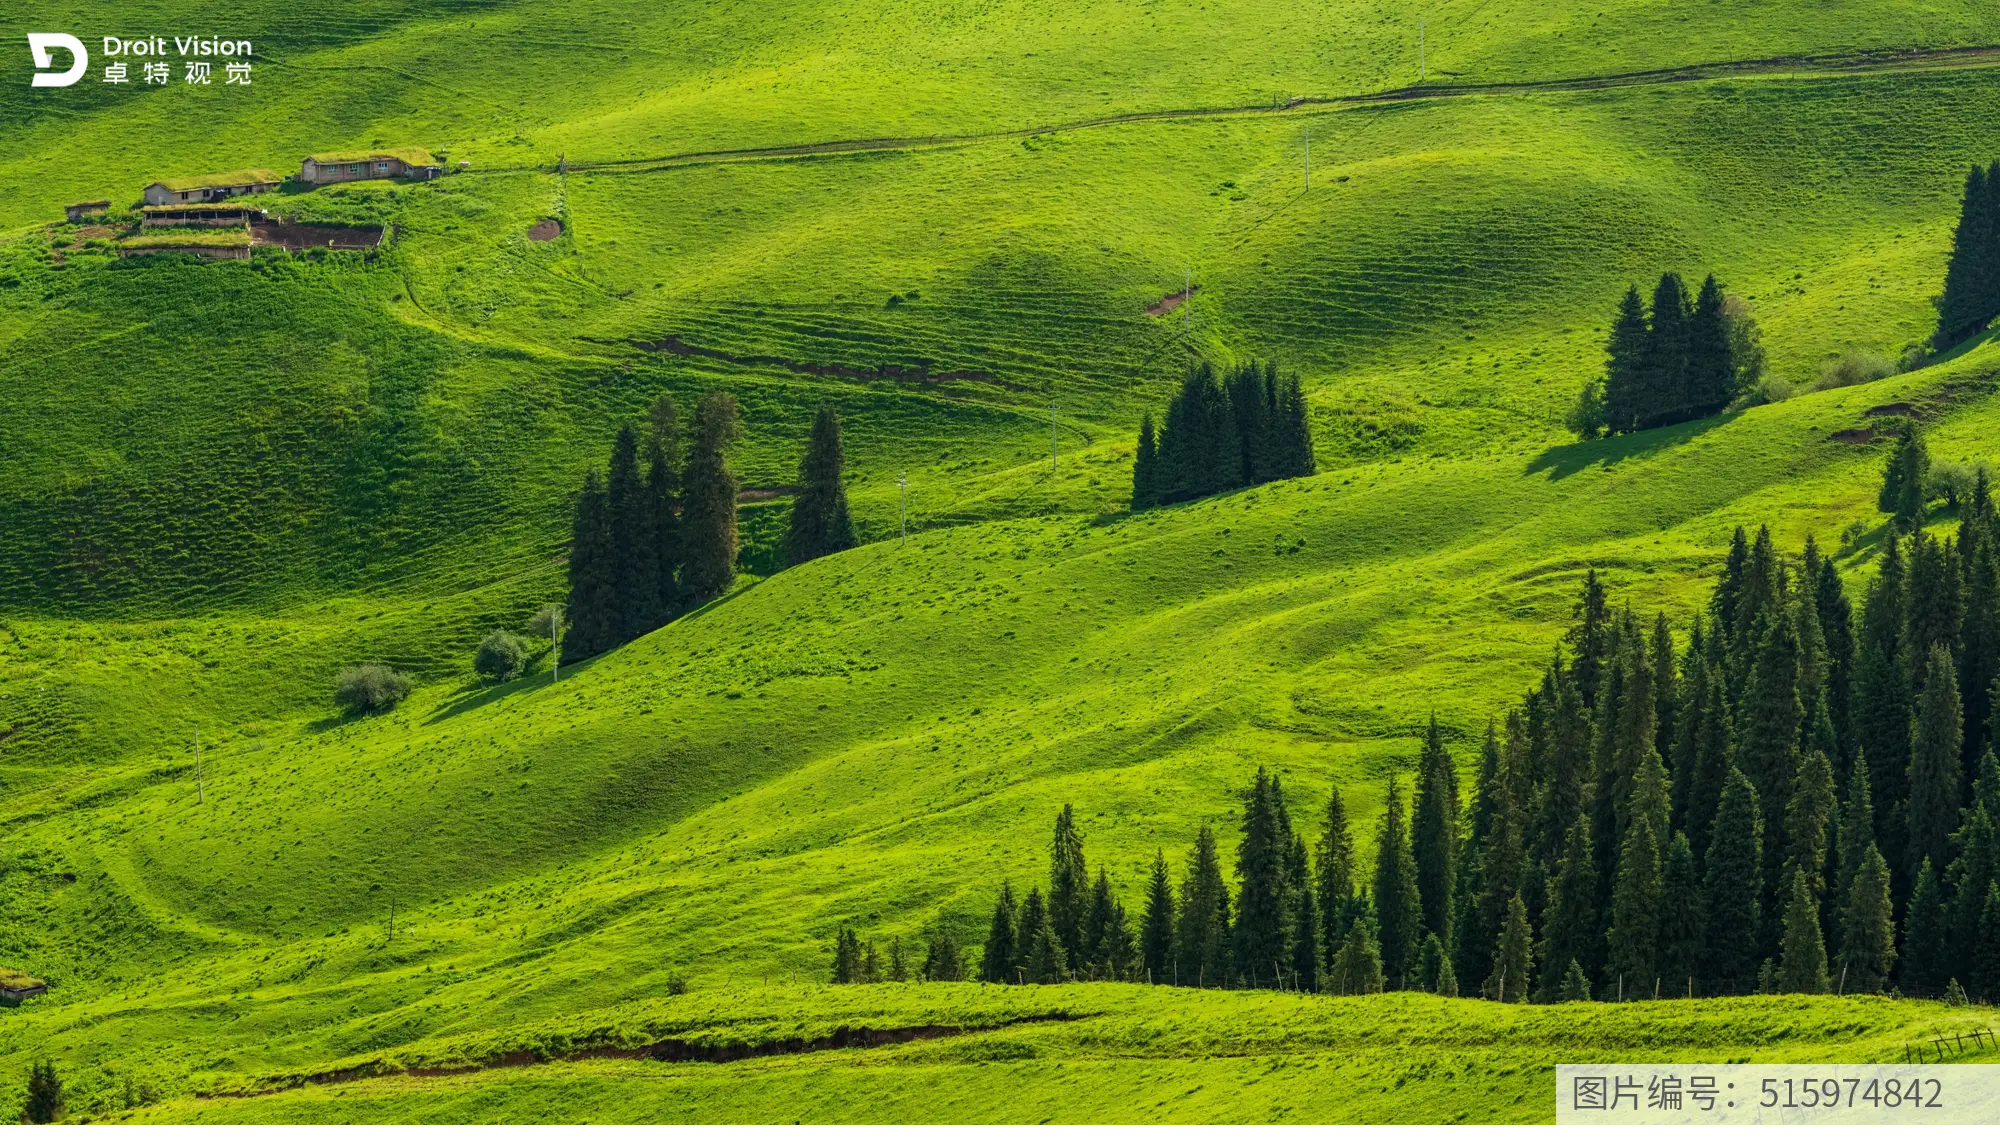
top-left (1946, 801), bottom-right (1997, 967)
top-left (1373, 775), bottom-right (1423, 987)
top-left (1684, 274), bottom-right (1735, 415)
top-left (1102, 901), bottom-right (1136, 982)
top-left (1777, 866), bottom-right (1829, 993)
top-left (1856, 532), bottom-right (1912, 879)
top-left (1411, 714), bottom-right (1459, 949)
top-left (1907, 645), bottom-right (1964, 881)
top-left (1083, 869), bottom-right (1117, 979)
top-left (1660, 831), bottom-right (1705, 993)
top-left (1639, 272), bottom-right (1692, 428)
top-left (1684, 669), bottom-right (1735, 866)
top-left (1739, 607), bottom-right (1802, 939)
top-left (644, 437), bottom-right (681, 619)
top-left (607, 425), bottom-right (660, 642)
top-left (1274, 373), bottom-right (1316, 478)
top-left (1558, 959), bottom-right (1593, 1002)
top-left (832, 927), bottom-right (862, 983)
top-left (1815, 553), bottom-right (1857, 778)
top-left (1834, 750), bottom-right (1877, 944)
top-left (1880, 424), bottom-right (1930, 530)
top-left (562, 470), bottom-right (619, 662)
top-left (1140, 850), bottom-right (1176, 984)
top-left (1606, 815), bottom-right (1663, 992)
top-left (1569, 570), bottom-right (1612, 706)
top-left (1903, 533), bottom-right (1960, 693)
top-left (1015, 888), bottom-right (1054, 983)
top-left (1714, 527), bottom-right (1751, 649)
top-left (1435, 955), bottom-right (1459, 998)
top-left (923, 923), bottom-right (966, 982)
top-left (1177, 825), bottom-right (1231, 987)
top-left (1315, 786), bottom-right (1358, 965)
top-left (786, 405), bottom-right (856, 567)
top-left (1227, 362), bottom-right (1269, 485)
top-left (1288, 835), bottom-right (1319, 991)
top-left (1902, 858), bottom-right (1949, 991)
top-left (680, 392), bottom-right (742, 605)
top-left (1538, 814), bottom-right (1598, 1000)
top-left (1933, 163), bottom-right (1997, 350)
top-left (1232, 769), bottom-right (1291, 987)
top-left (1704, 767), bottom-right (1764, 989)
top-left (23, 1060), bottom-right (62, 1125)
top-left (1960, 536), bottom-right (1999, 764)
top-left (1603, 285), bottom-right (1649, 434)
top-left (1975, 883), bottom-right (2000, 999)
top-left (1049, 805), bottom-right (1088, 967)
top-left (1535, 670), bottom-right (1592, 871)
top-left (1329, 907), bottom-right (1386, 996)
top-left (1465, 721), bottom-right (1524, 990)
top-left (1653, 612), bottom-right (1679, 761)
top-left (982, 883), bottom-right (1018, 983)
top-left (888, 936), bottom-right (909, 982)
top-left (1838, 843), bottom-right (1895, 993)
top-left (1486, 892), bottom-right (1534, 1003)
top-left (1131, 412), bottom-right (1159, 510)
top-left (1784, 749), bottom-right (1836, 900)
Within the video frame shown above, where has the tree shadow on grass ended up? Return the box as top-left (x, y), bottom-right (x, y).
top-left (1524, 411), bottom-right (1740, 480)
top-left (426, 649), bottom-right (606, 725)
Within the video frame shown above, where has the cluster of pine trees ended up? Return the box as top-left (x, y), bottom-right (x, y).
top-left (1132, 360), bottom-right (1315, 510)
top-left (1581, 273), bottom-right (1761, 438)
top-left (945, 491), bottom-right (2000, 1001)
top-left (566, 396), bottom-right (856, 663)
top-left (1934, 161), bottom-right (2000, 351)
top-left (829, 924), bottom-right (965, 983)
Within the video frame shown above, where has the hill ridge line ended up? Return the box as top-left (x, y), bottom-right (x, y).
top-left (486, 42), bottom-right (2000, 177)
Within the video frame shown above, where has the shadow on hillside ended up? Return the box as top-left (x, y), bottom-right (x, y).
top-left (425, 650), bottom-right (606, 725)
top-left (1525, 411), bottom-right (1739, 480)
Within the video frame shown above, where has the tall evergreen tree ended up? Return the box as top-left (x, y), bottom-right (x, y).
top-left (1777, 866), bottom-right (1830, 994)
top-left (1815, 552), bottom-right (1858, 780)
top-left (1946, 800), bottom-right (1997, 970)
top-left (1879, 424), bottom-right (1930, 530)
top-left (1411, 714), bottom-right (1459, 949)
top-left (1177, 825), bottom-right (1231, 987)
top-left (562, 470), bottom-right (619, 662)
top-left (1538, 814), bottom-right (1598, 1000)
top-left (1232, 769), bottom-right (1291, 988)
top-left (1975, 883), bottom-right (2000, 999)
top-left (786, 405), bottom-right (856, 566)
top-left (1140, 849), bottom-right (1176, 984)
top-left (680, 392), bottom-right (742, 604)
top-left (1015, 887), bottom-right (1053, 982)
top-left (1704, 767), bottom-right (1764, 989)
top-left (606, 425), bottom-right (659, 642)
top-left (1315, 786), bottom-right (1358, 966)
top-left (1660, 831), bottom-right (1706, 993)
top-left (1907, 645), bottom-right (1965, 881)
top-left (1535, 668), bottom-right (1592, 872)
top-left (1606, 814), bottom-right (1663, 992)
top-left (1902, 858), bottom-right (1950, 991)
top-left (1784, 749), bottom-right (1837, 901)
top-left (1639, 272), bottom-right (1692, 428)
top-left (1856, 532), bottom-right (1912, 882)
top-left (1838, 844), bottom-right (1895, 994)
top-left (1329, 904), bottom-right (1386, 996)
top-left (1049, 804), bottom-right (1089, 968)
top-left (1833, 749), bottom-right (1877, 947)
top-left (1603, 285), bottom-right (1650, 434)
top-left (832, 927), bottom-right (862, 983)
top-left (1739, 606), bottom-right (1803, 939)
top-left (644, 437), bottom-right (681, 620)
top-left (1083, 869), bottom-right (1117, 978)
top-left (982, 883), bottom-right (1018, 983)
top-left (1227, 362), bottom-right (1270, 485)
top-left (1288, 835), bottom-right (1320, 991)
top-left (1486, 892), bottom-right (1534, 1003)
top-left (1684, 668), bottom-right (1735, 868)
top-left (1131, 412), bottom-right (1159, 510)
top-left (1653, 612), bottom-right (1679, 762)
top-left (1569, 570), bottom-right (1612, 706)
top-left (1684, 274), bottom-right (1736, 415)
top-left (1933, 163), bottom-right (1998, 349)
top-left (1273, 372), bottom-right (1316, 478)
top-left (1373, 775), bottom-right (1423, 987)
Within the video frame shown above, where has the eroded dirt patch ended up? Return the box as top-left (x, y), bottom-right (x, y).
top-left (251, 222), bottom-right (383, 251)
top-left (528, 219), bottom-right (563, 241)
top-left (1147, 285), bottom-right (1198, 317)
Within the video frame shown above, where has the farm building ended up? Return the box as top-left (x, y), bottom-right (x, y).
top-left (142, 170), bottom-right (282, 206)
top-left (0, 969), bottom-right (47, 1006)
top-left (141, 205), bottom-right (263, 228)
top-left (300, 148), bottom-right (443, 185)
top-left (64, 200), bottom-right (109, 222)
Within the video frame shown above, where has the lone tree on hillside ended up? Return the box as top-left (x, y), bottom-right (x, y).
top-left (1934, 161), bottom-right (2000, 350)
top-left (22, 1060), bottom-right (62, 1124)
top-left (1878, 421), bottom-right (1930, 529)
top-left (473, 630), bottom-right (526, 682)
top-left (680, 393), bottom-right (743, 605)
top-left (334, 664), bottom-right (411, 715)
top-left (786, 405), bottom-right (857, 566)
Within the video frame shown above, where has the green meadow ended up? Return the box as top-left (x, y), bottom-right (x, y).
top-left (1, 0), bottom-right (1999, 1122)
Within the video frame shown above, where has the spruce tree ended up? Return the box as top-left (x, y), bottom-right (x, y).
top-left (1568, 569), bottom-right (1612, 706)
top-left (1373, 775), bottom-right (1423, 987)
top-left (1740, 610), bottom-right (1802, 934)
top-left (1603, 285), bottom-right (1649, 434)
top-left (1538, 814), bottom-right (1598, 1000)
top-left (1907, 645), bottom-right (1964, 881)
top-left (1777, 866), bottom-right (1829, 994)
top-left (1411, 714), bottom-right (1459, 949)
top-left (1815, 553), bottom-right (1857, 779)
top-left (923, 922), bottom-right (966, 982)
top-left (1329, 907), bottom-right (1385, 996)
top-left (1685, 669), bottom-right (1735, 866)
top-left (562, 470), bottom-right (618, 663)
top-left (1274, 373), bottom-right (1316, 478)
top-left (644, 437), bottom-right (681, 619)
top-left (1486, 892), bottom-right (1534, 1003)
top-left (1288, 834), bottom-right (1319, 991)
top-left (1535, 669), bottom-right (1592, 872)
top-left (1880, 424), bottom-right (1930, 530)
top-left (786, 405), bottom-right (856, 567)
top-left (888, 935), bottom-right (909, 982)
top-left (1558, 959), bottom-right (1593, 1002)
top-left (23, 1060), bottom-right (62, 1125)
top-left (1856, 532), bottom-right (1912, 880)
top-left (607, 425), bottom-right (659, 642)
top-left (1315, 786), bottom-right (1358, 966)
top-left (1227, 361), bottom-right (1269, 485)
top-left (982, 884), bottom-right (1018, 983)
top-left (1465, 722), bottom-right (1525, 991)
top-left (1838, 844), bottom-right (1895, 993)
top-left (1975, 883), bottom-right (2000, 999)
top-left (1083, 869), bottom-right (1117, 978)
top-left (1784, 749), bottom-right (1836, 899)
top-left (1102, 901), bottom-right (1137, 982)
top-left (1933, 163), bottom-right (1996, 349)
top-left (1653, 612), bottom-right (1679, 762)
top-left (1177, 825), bottom-right (1231, 987)
top-left (1232, 769), bottom-right (1290, 987)
top-left (1902, 858), bottom-right (1949, 991)
top-left (1904, 533), bottom-right (1960, 693)
top-left (1946, 802), bottom-right (1997, 969)
top-left (1415, 933), bottom-right (1446, 993)
top-left (680, 392), bottom-right (742, 605)
top-left (1684, 274), bottom-right (1735, 416)
top-left (1140, 850), bottom-right (1176, 984)
top-left (1639, 272), bottom-right (1692, 428)
top-left (1132, 412), bottom-right (1159, 510)
top-left (1015, 887), bottom-right (1053, 983)
top-left (1834, 750), bottom-right (1876, 944)
top-left (832, 927), bottom-right (861, 983)
top-left (1049, 804), bottom-right (1089, 968)
top-left (1704, 767), bottom-right (1764, 989)
top-left (1659, 831), bottom-right (1705, 994)
top-left (1606, 815), bottom-right (1663, 992)
top-left (1960, 535), bottom-right (1999, 764)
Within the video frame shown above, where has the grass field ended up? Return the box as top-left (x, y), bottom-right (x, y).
top-left (3, 0), bottom-right (2000, 1124)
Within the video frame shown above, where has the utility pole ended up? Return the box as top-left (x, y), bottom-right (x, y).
top-left (896, 472), bottom-right (909, 543)
top-left (388, 898), bottom-right (395, 944)
top-left (551, 603), bottom-right (564, 683)
top-left (1304, 131), bottom-right (1310, 189)
top-left (1049, 403), bottom-right (1058, 476)
top-left (1184, 266), bottom-right (1192, 331)
top-left (1420, 19), bottom-right (1426, 83)
top-left (195, 727), bottom-right (203, 805)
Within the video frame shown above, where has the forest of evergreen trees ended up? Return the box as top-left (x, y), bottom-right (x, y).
top-left (1935, 161), bottom-right (2000, 351)
top-left (1132, 359), bottom-right (1315, 510)
top-left (854, 476), bottom-right (2000, 1001)
top-left (564, 395), bottom-right (854, 663)
top-left (1575, 272), bottom-right (1763, 438)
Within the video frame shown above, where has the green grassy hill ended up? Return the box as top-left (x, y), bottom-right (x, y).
top-left (3, 0), bottom-right (2000, 1123)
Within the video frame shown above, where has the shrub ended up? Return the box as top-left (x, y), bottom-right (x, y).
top-left (1927, 458), bottom-right (1989, 510)
top-left (474, 631), bottom-right (527, 682)
top-left (527, 603), bottom-right (564, 642)
top-left (1564, 377), bottom-right (1607, 441)
top-left (1815, 350), bottom-right (1896, 391)
top-left (334, 665), bottom-right (411, 714)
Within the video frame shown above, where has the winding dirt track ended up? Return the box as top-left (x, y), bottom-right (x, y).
top-left (544, 43), bottom-right (2000, 177)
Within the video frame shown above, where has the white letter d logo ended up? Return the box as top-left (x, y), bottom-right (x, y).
top-left (28, 34), bottom-right (87, 87)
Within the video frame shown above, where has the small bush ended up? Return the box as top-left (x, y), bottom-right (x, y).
top-left (334, 665), bottom-right (411, 715)
top-left (1927, 458), bottom-right (1989, 510)
top-left (474, 631), bottom-right (527, 682)
top-left (526, 603), bottom-right (564, 642)
top-left (1815, 350), bottom-right (1896, 392)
